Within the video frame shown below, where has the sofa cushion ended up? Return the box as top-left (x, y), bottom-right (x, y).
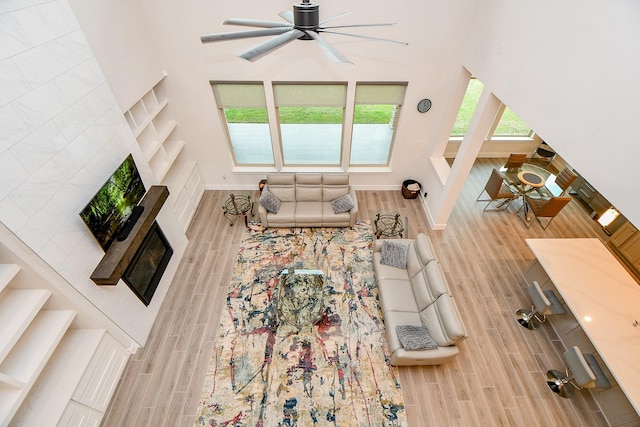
top-left (396, 325), bottom-right (438, 350)
top-left (296, 174), bottom-right (322, 185)
top-left (331, 194), bottom-right (355, 213)
top-left (414, 233), bottom-right (437, 266)
top-left (296, 174), bottom-right (323, 201)
top-left (380, 240), bottom-right (410, 269)
top-left (377, 279), bottom-right (419, 313)
top-left (409, 268), bottom-right (436, 311)
top-left (419, 294), bottom-right (467, 346)
top-left (424, 261), bottom-right (451, 298)
top-left (322, 203), bottom-right (351, 226)
top-left (265, 202), bottom-right (295, 224)
top-left (258, 190), bottom-right (281, 213)
top-left (294, 202), bottom-right (323, 224)
top-left (373, 253), bottom-right (411, 281)
top-left (267, 174), bottom-right (295, 185)
top-left (405, 246), bottom-right (424, 279)
top-left (322, 174), bottom-right (350, 201)
top-left (381, 310), bottom-right (423, 353)
top-left (323, 174), bottom-right (349, 185)
top-left (266, 174), bottom-right (296, 202)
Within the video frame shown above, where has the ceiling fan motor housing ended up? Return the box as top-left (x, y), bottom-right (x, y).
top-left (294, 1), bottom-right (319, 39)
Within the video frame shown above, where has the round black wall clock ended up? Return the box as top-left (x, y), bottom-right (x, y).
top-left (417, 98), bottom-right (432, 113)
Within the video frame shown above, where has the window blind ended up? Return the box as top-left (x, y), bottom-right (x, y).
top-left (211, 83), bottom-right (267, 108)
top-left (274, 83), bottom-right (347, 107)
top-left (355, 83), bottom-right (407, 105)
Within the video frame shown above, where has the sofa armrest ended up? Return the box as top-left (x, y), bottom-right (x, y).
top-left (258, 203), bottom-right (268, 226)
top-left (347, 187), bottom-right (359, 227)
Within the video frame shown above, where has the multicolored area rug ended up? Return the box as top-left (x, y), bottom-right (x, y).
top-left (195, 220), bottom-right (407, 427)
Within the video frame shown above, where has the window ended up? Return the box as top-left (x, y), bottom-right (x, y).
top-left (211, 83), bottom-right (274, 165)
top-left (273, 83), bottom-right (346, 166)
top-left (492, 105), bottom-right (532, 137)
top-left (212, 81), bottom-right (407, 168)
top-left (451, 78), bottom-right (484, 136)
top-left (451, 77), bottom-right (533, 140)
top-left (350, 83), bottom-right (407, 165)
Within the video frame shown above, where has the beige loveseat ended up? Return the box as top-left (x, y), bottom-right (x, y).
top-left (258, 174), bottom-right (358, 228)
top-left (373, 233), bottom-right (468, 365)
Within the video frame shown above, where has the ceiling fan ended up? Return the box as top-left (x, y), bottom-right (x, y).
top-left (200, 0), bottom-right (407, 63)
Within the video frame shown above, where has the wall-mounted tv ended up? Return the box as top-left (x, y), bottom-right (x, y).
top-left (80, 154), bottom-right (147, 251)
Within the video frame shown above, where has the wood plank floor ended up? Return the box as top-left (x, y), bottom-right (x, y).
top-left (102, 158), bottom-right (614, 426)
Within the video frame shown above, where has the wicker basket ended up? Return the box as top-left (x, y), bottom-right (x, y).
top-left (402, 179), bottom-right (422, 199)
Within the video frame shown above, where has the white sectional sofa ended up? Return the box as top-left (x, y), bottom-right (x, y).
top-left (258, 173), bottom-right (358, 228)
top-left (373, 233), bottom-right (468, 366)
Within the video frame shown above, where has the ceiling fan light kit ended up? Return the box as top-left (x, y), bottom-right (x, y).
top-left (201, 0), bottom-right (407, 63)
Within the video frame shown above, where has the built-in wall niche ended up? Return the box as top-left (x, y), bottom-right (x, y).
top-left (124, 75), bottom-right (205, 233)
top-left (125, 78), bottom-right (185, 182)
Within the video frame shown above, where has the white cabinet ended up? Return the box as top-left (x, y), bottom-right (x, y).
top-left (125, 78), bottom-right (185, 182)
top-left (164, 162), bottom-right (205, 232)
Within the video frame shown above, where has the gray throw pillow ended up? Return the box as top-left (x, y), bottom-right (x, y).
top-left (259, 189), bottom-right (281, 213)
top-left (380, 240), bottom-right (409, 268)
top-left (396, 325), bottom-right (438, 350)
top-left (331, 194), bottom-right (355, 214)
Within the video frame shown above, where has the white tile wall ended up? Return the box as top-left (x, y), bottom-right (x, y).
top-left (0, 0), bottom-right (160, 343)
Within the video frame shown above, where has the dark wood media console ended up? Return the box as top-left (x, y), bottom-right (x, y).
top-left (91, 185), bottom-right (169, 286)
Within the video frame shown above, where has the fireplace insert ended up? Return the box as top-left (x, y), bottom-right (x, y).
top-left (122, 221), bottom-right (173, 305)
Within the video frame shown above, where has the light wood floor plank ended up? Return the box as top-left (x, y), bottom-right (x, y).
top-left (102, 159), bottom-right (617, 426)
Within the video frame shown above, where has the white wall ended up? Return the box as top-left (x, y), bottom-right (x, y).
top-left (130, 0), bottom-right (479, 191)
top-left (0, 0), bottom-right (185, 346)
top-left (459, 0), bottom-right (640, 227)
top-left (68, 0), bottom-right (165, 111)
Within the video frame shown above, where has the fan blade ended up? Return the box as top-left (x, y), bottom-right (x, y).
top-left (201, 27), bottom-right (293, 43)
top-left (306, 31), bottom-right (352, 64)
top-left (238, 29), bottom-right (304, 62)
top-left (319, 12), bottom-right (350, 25)
top-left (321, 23), bottom-right (398, 29)
top-left (318, 29), bottom-right (408, 45)
top-left (224, 18), bottom-right (292, 28)
top-left (279, 10), bottom-right (294, 23)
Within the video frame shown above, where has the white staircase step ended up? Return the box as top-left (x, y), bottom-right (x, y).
top-left (10, 329), bottom-right (106, 427)
top-left (0, 265), bottom-right (20, 294)
top-left (0, 289), bottom-right (51, 364)
top-left (0, 309), bottom-right (76, 426)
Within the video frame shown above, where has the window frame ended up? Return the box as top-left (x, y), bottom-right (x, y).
top-left (449, 78), bottom-right (535, 143)
top-left (211, 81), bottom-right (408, 170)
top-left (349, 82), bottom-right (407, 167)
top-left (211, 81), bottom-right (275, 166)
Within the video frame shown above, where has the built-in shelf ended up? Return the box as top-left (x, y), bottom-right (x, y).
top-left (125, 78), bottom-right (185, 182)
top-left (90, 185), bottom-right (169, 286)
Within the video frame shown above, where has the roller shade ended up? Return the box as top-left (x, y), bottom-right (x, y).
top-left (274, 83), bottom-right (346, 107)
top-left (212, 83), bottom-right (266, 108)
top-left (355, 83), bottom-right (407, 105)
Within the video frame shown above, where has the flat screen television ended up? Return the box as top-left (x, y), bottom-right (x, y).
top-left (80, 154), bottom-right (147, 251)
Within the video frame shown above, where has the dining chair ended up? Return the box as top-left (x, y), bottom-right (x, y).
top-left (476, 168), bottom-right (518, 211)
top-left (554, 167), bottom-right (578, 195)
top-left (503, 153), bottom-right (528, 170)
top-left (518, 195), bottom-right (572, 229)
top-left (531, 141), bottom-right (556, 169)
